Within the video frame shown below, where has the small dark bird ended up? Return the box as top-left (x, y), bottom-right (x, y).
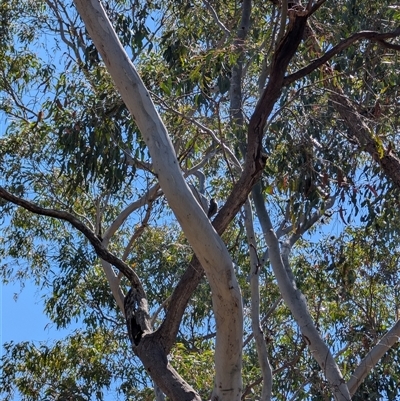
top-left (207, 198), bottom-right (218, 218)
top-left (124, 289), bottom-right (143, 346)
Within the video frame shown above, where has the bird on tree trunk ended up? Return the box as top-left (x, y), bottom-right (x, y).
top-left (207, 198), bottom-right (218, 218)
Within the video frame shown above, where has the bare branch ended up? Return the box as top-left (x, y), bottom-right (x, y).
top-left (241, 351), bottom-right (305, 400)
top-left (288, 377), bottom-right (313, 401)
top-left (73, 3), bottom-right (245, 399)
top-left (257, 6), bottom-right (280, 94)
top-left (45, 0), bottom-right (85, 64)
top-left (276, 0), bottom-right (288, 46)
top-left (230, 0), bottom-right (252, 127)
top-left (151, 295), bottom-right (172, 328)
top-left (243, 296), bottom-right (282, 347)
top-left (378, 39), bottom-right (400, 50)
top-left (100, 259), bottom-right (125, 313)
top-left (248, 11), bottom-right (308, 161)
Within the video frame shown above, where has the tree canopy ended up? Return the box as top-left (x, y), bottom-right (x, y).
top-left (1, 0), bottom-right (400, 400)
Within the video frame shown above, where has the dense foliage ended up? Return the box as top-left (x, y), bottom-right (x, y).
top-left (1, 0), bottom-right (400, 399)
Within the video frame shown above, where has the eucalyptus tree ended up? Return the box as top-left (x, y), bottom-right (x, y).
top-left (1, 0), bottom-right (400, 400)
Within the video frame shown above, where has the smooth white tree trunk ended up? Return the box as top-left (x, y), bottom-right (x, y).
top-left (73, 2), bottom-right (243, 400)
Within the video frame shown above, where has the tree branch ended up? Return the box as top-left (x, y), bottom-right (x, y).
top-left (230, 0), bottom-right (252, 134)
top-left (252, 182), bottom-right (351, 401)
top-left (243, 199), bottom-right (273, 401)
top-left (276, 0), bottom-right (288, 46)
top-left (284, 27), bottom-right (400, 86)
top-left (74, 2), bottom-right (244, 400)
top-left (155, 7), bottom-right (312, 365)
top-left (202, 0), bottom-right (230, 35)
top-left (104, 184), bottom-right (160, 243)
top-left (157, 4), bottom-right (310, 366)
top-left (0, 186), bottom-right (149, 321)
top-left (0, 189), bottom-right (201, 400)
top-left (248, 11), bottom-right (308, 155)
top-left (243, 296), bottom-right (282, 347)
top-left (348, 319), bottom-right (400, 397)
top-left (289, 195), bottom-right (336, 246)
top-left (122, 201), bottom-right (153, 261)
top-left (378, 39), bottom-right (400, 51)
top-left (309, 0), bottom-right (327, 15)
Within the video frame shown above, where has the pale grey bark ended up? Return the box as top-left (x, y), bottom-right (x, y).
top-left (100, 260), bottom-right (125, 312)
top-left (98, 184), bottom-right (160, 313)
top-left (189, 184), bottom-right (209, 215)
top-left (203, 0), bottom-right (230, 35)
top-left (348, 319), bottom-right (400, 397)
top-left (252, 182), bottom-right (351, 401)
top-left (276, 0), bottom-right (289, 45)
top-left (104, 184), bottom-right (160, 243)
top-left (243, 199), bottom-right (273, 401)
top-left (73, 2), bottom-right (243, 400)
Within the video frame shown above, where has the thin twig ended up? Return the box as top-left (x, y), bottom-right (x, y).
top-left (202, 0), bottom-right (230, 35)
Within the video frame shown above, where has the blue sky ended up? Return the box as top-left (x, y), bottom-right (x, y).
top-left (0, 109), bottom-right (77, 355)
top-left (1, 278), bottom-right (79, 355)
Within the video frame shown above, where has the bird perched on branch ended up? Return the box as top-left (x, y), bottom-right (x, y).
top-left (124, 289), bottom-right (143, 346)
top-left (207, 198), bottom-right (218, 218)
